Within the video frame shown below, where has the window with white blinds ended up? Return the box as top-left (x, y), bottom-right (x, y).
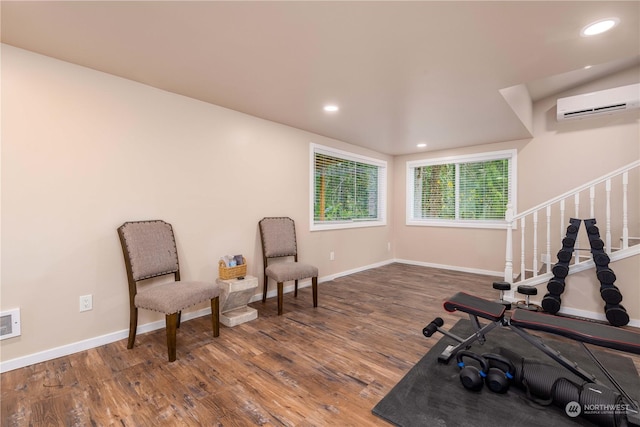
top-left (406, 150), bottom-right (516, 228)
top-left (311, 144), bottom-right (387, 231)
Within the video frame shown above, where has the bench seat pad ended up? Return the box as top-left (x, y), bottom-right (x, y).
top-left (511, 309), bottom-right (640, 355)
top-left (443, 292), bottom-right (506, 321)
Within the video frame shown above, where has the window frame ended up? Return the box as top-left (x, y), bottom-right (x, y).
top-left (310, 143), bottom-right (387, 231)
top-left (406, 149), bottom-right (517, 229)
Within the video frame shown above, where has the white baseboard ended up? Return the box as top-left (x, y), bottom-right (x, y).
top-left (0, 307), bottom-right (212, 373)
top-left (3, 258), bottom-right (634, 373)
top-left (394, 258), bottom-right (504, 277)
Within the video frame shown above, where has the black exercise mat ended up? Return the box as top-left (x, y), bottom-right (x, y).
top-left (372, 319), bottom-right (640, 427)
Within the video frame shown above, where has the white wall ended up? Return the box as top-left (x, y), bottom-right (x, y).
top-left (0, 45), bottom-right (393, 363)
top-left (392, 65), bottom-right (639, 317)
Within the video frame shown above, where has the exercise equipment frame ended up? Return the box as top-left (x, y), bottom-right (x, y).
top-left (423, 291), bottom-right (640, 425)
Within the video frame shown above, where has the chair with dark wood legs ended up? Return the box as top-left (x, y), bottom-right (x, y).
top-left (117, 220), bottom-right (220, 362)
top-left (258, 217), bottom-right (318, 315)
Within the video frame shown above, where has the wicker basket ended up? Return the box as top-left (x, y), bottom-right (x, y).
top-left (218, 257), bottom-right (247, 280)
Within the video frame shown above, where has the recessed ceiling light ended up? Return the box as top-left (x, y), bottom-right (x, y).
top-left (417, 143), bottom-right (427, 148)
top-left (323, 105), bottom-right (339, 112)
top-left (581, 18), bottom-right (619, 37)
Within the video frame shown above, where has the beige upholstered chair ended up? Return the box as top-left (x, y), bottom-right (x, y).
top-left (117, 220), bottom-right (220, 362)
top-left (259, 217), bottom-right (318, 315)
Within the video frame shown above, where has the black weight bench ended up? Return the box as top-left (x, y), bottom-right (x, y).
top-left (433, 291), bottom-right (640, 359)
top-left (423, 291), bottom-right (640, 425)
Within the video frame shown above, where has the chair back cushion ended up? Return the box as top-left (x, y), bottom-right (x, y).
top-left (118, 220), bottom-right (179, 281)
top-left (259, 217), bottom-right (298, 258)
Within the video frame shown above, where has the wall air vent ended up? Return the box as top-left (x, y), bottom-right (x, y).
top-left (0, 308), bottom-right (21, 340)
top-left (557, 83), bottom-right (640, 121)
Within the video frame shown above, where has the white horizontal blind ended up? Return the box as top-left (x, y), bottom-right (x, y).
top-left (458, 159), bottom-right (509, 220)
top-left (312, 145), bottom-right (386, 227)
top-left (412, 163), bottom-right (455, 219)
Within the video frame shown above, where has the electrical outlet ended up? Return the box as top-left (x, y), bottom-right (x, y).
top-left (79, 295), bottom-right (93, 312)
top-left (329, 251), bottom-right (335, 261)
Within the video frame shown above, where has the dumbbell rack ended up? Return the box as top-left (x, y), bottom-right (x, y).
top-left (541, 218), bottom-right (580, 315)
top-left (541, 218), bottom-right (629, 327)
top-left (584, 219), bottom-right (628, 327)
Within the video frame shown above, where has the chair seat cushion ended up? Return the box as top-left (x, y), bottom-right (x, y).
top-left (265, 262), bottom-right (318, 283)
top-left (135, 281), bottom-right (220, 314)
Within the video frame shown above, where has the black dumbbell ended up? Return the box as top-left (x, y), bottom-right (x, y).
top-left (552, 263), bottom-right (569, 279)
top-left (600, 285), bottom-right (622, 305)
top-left (596, 267), bottom-right (617, 284)
top-left (593, 252), bottom-right (610, 267)
top-left (542, 293), bottom-right (561, 314)
top-left (557, 249), bottom-right (573, 263)
top-left (547, 278), bottom-right (565, 295)
top-left (605, 304), bottom-right (629, 327)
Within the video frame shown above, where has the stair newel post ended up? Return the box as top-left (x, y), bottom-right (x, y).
top-left (574, 193), bottom-right (580, 264)
top-left (606, 178), bottom-right (612, 254)
top-left (533, 210), bottom-right (538, 277)
top-left (622, 171), bottom-right (629, 249)
top-left (504, 203), bottom-right (514, 295)
top-left (546, 205), bottom-right (551, 273)
top-left (520, 217), bottom-right (526, 283)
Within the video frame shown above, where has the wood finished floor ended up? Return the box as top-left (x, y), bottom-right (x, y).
top-left (2, 263), bottom-right (639, 426)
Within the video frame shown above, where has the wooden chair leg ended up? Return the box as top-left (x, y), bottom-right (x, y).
top-left (277, 281), bottom-right (284, 315)
top-left (127, 306), bottom-right (138, 349)
top-left (294, 280), bottom-right (298, 297)
top-left (177, 311), bottom-right (182, 328)
top-left (312, 276), bottom-right (318, 308)
top-left (166, 313), bottom-right (178, 362)
top-left (262, 271), bottom-right (268, 303)
top-left (211, 296), bottom-right (220, 337)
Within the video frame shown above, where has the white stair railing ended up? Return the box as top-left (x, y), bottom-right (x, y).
top-left (504, 160), bottom-right (639, 285)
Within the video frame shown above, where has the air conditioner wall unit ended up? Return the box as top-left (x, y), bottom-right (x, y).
top-left (556, 83), bottom-right (640, 121)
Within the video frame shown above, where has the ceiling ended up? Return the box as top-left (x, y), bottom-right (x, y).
top-left (2, 1), bottom-right (639, 155)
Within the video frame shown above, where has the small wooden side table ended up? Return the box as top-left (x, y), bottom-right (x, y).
top-left (216, 275), bottom-right (258, 327)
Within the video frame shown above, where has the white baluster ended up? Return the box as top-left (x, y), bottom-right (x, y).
top-left (622, 172), bottom-right (629, 249)
top-left (546, 205), bottom-right (551, 273)
top-left (606, 179), bottom-right (612, 254)
top-left (533, 211), bottom-right (538, 277)
top-left (574, 193), bottom-right (580, 264)
top-left (521, 217), bottom-right (526, 282)
top-left (504, 203), bottom-right (514, 292)
top-left (560, 199), bottom-right (566, 241)
top-left (590, 186), bottom-right (595, 218)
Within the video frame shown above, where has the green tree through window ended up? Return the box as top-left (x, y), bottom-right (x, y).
top-left (458, 159), bottom-right (509, 220)
top-left (312, 145), bottom-right (386, 230)
top-left (407, 150), bottom-right (515, 227)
